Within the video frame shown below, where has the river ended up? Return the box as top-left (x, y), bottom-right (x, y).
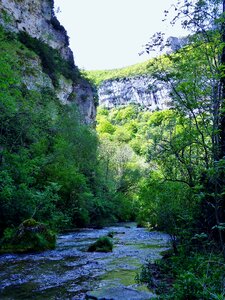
top-left (0, 223), bottom-right (169, 300)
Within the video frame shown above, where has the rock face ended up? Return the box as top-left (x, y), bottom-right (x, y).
top-left (0, 0), bottom-right (96, 124)
top-left (0, 0), bottom-right (72, 62)
top-left (166, 36), bottom-right (188, 53)
top-left (74, 78), bottom-right (97, 124)
top-left (98, 75), bottom-right (171, 110)
top-left (97, 36), bottom-right (188, 111)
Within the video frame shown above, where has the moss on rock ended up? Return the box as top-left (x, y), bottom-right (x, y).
top-left (87, 236), bottom-right (113, 253)
top-left (0, 218), bottom-right (56, 253)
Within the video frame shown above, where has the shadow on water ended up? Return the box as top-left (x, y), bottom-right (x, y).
top-left (0, 223), bottom-right (170, 300)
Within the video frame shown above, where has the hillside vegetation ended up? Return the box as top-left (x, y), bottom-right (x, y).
top-left (0, 25), bottom-right (136, 247)
top-left (82, 59), bottom-right (155, 86)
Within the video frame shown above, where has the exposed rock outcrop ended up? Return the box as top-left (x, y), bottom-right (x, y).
top-left (0, 0), bottom-right (96, 124)
top-left (0, 219), bottom-right (56, 253)
top-left (96, 36), bottom-right (188, 111)
top-left (166, 36), bottom-right (188, 53)
top-left (98, 75), bottom-right (171, 110)
top-left (0, 0), bottom-right (73, 62)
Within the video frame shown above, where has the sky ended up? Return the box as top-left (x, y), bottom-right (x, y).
top-left (54, 0), bottom-right (188, 70)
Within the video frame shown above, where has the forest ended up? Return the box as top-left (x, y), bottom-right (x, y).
top-left (1, 0), bottom-right (225, 299)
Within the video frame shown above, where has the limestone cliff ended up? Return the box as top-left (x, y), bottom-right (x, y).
top-left (98, 75), bottom-right (171, 110)
top-left (89, 36), bottom-right (187, 111)
top-left (0, 0), bottom-right (96, 124)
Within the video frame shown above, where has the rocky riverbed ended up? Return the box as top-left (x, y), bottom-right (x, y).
top-left (0, 223), bottom-right (169, 299)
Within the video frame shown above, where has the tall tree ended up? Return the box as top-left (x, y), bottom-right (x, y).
top-left (144, 0), bottom-right (225, 254)
top-left (219, 0), bottom-right (225, 158)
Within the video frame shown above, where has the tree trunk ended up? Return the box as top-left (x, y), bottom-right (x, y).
top-left (215, 0), bottom-right (225, 258)
top-left (219, 0), bottom-right (225, 159)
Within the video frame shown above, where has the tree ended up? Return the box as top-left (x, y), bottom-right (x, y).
top-left (144, 0), bottom-right (225, 255)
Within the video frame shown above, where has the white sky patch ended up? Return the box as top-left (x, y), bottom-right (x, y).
top-left (54, 0), bottom-right (188, 70)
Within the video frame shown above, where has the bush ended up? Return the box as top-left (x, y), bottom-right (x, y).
top-left (137, 249), bottom-right (225, 300)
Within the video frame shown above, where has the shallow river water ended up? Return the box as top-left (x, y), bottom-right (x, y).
top-left (0, 223), bottom-right (169, 300)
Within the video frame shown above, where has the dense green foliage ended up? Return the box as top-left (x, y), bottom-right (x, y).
top-left (137, 249), bottom-right (225, 299)
top-left (0, 25), bottom-right (134, 250)
top-left (133, 0), bottom-right (225, 298)
top-left (96, 106), bottom-right (199, 233)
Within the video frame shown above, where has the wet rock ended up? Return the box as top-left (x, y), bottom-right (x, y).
top-left (85, 286), bottom-right (155, 300)
top-left (107, 232), bottom-right (114, 238)
top-left (88, 236), bottom-right (113, 252)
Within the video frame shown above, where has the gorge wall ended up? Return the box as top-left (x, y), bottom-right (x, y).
top-left (98, 75), bottom-right (171, 111)
top-left (93, 36), bottom-right (188, 111)
top-left (0, 0), bottom-right (96, 124)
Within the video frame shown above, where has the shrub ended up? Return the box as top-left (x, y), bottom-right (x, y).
top-left (137, 249), bottom-right (225, 300)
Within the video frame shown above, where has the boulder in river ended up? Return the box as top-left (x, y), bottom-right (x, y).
top-left (0, 218), bottom-right (56, 253)
top-left (88, 236), bottom-right (113, 252)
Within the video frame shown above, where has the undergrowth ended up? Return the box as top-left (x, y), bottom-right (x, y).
top-left (136, 245), bottom-right (225, 299)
